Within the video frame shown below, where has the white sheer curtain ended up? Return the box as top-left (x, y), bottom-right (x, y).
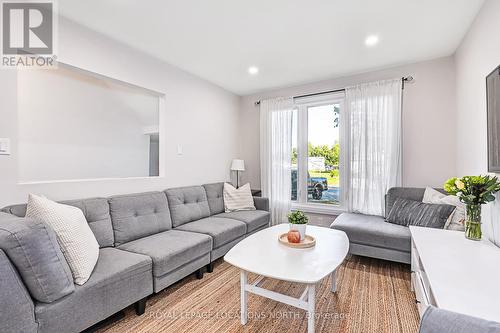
top-left (260, 97), bottom-right (294, 225)
top-left (346, 79), bottom-right (402, 216)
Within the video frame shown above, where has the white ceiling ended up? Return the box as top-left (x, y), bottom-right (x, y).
top-left (59, 0), bottom-right (485, 95)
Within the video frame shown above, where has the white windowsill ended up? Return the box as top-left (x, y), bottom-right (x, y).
top-left (291, 202), bottom-right (346, 216)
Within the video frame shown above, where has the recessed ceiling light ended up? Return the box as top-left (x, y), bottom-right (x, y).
top-left (365, 35), bottom-right (379, 47)
top-left (248, 66), bottom-right (259, 75)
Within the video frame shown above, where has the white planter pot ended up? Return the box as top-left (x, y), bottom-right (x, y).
top-left (289, 223), bottom-right (307, 241)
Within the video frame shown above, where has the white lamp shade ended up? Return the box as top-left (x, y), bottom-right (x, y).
top-left (231, 159), bottom-right (245, 171)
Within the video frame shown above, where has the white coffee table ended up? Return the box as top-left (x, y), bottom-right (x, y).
top-left (224, 224), bottom-right (349, 333)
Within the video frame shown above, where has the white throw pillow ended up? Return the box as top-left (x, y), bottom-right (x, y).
top-left (422, 187), bottom-right (446, 203)
top-left (26, 194), bottom-right (99, 285)
top-left (422, 187), bottom-right (465, 231)
top-left (223, 183), bottom-right (256, 212)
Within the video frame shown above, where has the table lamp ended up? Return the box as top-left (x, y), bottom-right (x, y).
top-left (230, 159), bottom-right (245, 188)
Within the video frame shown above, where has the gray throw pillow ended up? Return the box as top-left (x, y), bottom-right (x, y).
top-left (0, 212), bottom-right (75, 303)
top-left (385, 198), bottom-right (455, 228)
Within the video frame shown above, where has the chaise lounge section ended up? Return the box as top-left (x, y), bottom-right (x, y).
top-left (0, 182), bottom-right (269, 333)
top-left (330, 187), bottom-right (445, 264)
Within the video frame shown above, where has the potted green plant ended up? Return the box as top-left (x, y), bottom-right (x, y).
top-left (288, 210), bottom-right (309, 241)
top-left (444, 175), bottom-right (500, 240)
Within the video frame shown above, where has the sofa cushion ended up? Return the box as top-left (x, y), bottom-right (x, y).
top-left (165, 186), bottom-right (211, 227)
top-left (0, 212), bottom-right (75, 303)
top-left (386, 198), bottom-right (454, 229)
top-left (423, 187), bottom-right (465, 231)
top-left (119, 230), bottom-right (212, 277)
top-left (385, 187), bottom-right (446, 217)
top-left (385, 187), bottom-right (425, 216)
top-left (203, 182), bottom-right (225, 215)
top-left (2, 197), bottom-right (114, 248)
top-left (175, 217), bottom-right (246, 248)
top-left (35, 247), bottom-right (152, 333)
top-left (331, 212), bottom-right (411, 252)
top-left (26, 194), bottom-right (100, 286)
top-left (216, 210), bottom-right (270, 233)
top-left (223, 183), bottom-right (256, 212)
top-left (420, 306), bottom-right (500, 333)
top-left (109, 192), bottom-right (172, 246)
top-left (62, 198), bottom-right (114, 248)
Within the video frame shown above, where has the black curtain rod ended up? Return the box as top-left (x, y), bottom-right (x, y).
top-left (293, 88), bottom-right (346, 100)
top-left (254, 76), bottom-right (413, 106)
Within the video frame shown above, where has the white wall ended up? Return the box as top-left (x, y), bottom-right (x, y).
top-left (239, 57), bottom-right (457, 189)
top-left (455, 0), bottom-right (500, 175)
top-left (455, 0), bottom-right (500, 244)
top-left (0, 17), bottom-right (240, 206)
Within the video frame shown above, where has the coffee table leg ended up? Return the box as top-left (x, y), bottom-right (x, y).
top-left (331, 269), bottom-right (337, 293)
top-left (240, 270), bottom-right (248, 325)
top-left (307, 284), bottom-right (316, 333)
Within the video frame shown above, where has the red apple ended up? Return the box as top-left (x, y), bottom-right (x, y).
top-left (287, 230), bottom-right (301, 243)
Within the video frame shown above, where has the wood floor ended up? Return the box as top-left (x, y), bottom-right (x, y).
top-left (98, 255), bottom-right (420, 333)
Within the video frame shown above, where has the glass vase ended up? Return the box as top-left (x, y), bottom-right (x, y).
top-left (465, 204), bottom-right (482, 240)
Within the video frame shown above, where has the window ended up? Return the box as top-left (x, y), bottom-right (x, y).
top-left (291, 93), bottom-right (346, 211)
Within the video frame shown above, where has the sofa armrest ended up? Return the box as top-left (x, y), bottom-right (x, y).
top-left (0, 212), bottom-right (75, 303)
top-left (419, 306), bottom-right (500, 333)
top-left (253, 197), bottom-right (269, 212)
top-left (0, 249), bottom-right (37, 333)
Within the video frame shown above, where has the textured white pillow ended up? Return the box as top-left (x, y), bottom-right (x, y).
top-left (422, 187), bottom-right (465, 231)
top-left (26, 194), bottom-right (99, 285)
top-left (223, 183), bottom-right (256, 212)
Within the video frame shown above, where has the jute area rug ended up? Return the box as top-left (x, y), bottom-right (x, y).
top-left (98, 255), bottom-right (419, 333)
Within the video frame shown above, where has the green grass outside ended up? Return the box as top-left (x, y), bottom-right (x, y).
top-left (309, 171), bottom-right (339, 186)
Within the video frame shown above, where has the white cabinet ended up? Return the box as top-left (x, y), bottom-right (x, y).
top-left (410, 226), bottom-right (500, 322)
top-left (410, 238), bottom-right (435, 316)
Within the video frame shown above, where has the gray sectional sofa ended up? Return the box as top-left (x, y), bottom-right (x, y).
top-left (330, 187), bottom-right (445, 264)
top-left (419, 306), bottom-right (500, 333)
top-left (0, 182), bottom-right (269, 333)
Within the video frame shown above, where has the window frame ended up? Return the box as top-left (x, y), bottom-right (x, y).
top-left (291, 92), bottom-right (347, 215)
